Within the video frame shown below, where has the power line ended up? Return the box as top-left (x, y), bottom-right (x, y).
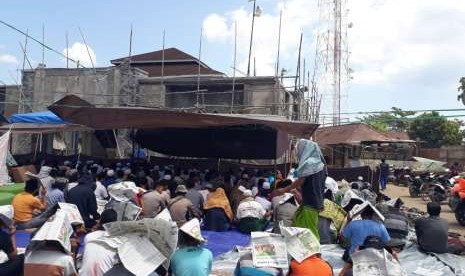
top-left (0, 19), bottom-right (85, 68)
top-left (320, 108), bottom-right (465, 116)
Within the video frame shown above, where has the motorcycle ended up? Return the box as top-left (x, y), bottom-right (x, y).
top-left (448, 180), bottom-right (465, 226)
top-left (428, 174), bottom-right (453, 203)
top-left (393, 167), bottom-right (412, 187)
top-left (408, 175), bottom-right (423, 198)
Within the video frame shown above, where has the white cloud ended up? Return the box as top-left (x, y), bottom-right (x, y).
top-left (203, 13), bottom-right (231, 42)
top-left (203, 0), bottom-right (318, 76)
top-left (0, 53), bottom-right (18, 64)
top-left (203, 0), bottom-right (465, 114)
top-left (348, 0), bottom-right (465, 86)
top-left (63, 42), bottom-right (97, 67)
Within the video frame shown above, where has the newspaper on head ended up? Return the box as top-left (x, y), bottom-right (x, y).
top-left (106, 200), bottom-right (142, 221)
top-left (58, 202), bottom-right (84, 225)
top-left (0, 205), bottom-right (14, 226)
top-left (280, 226), bottom-right (320, 263)
top-left (349, 201), bottom-right (385, 221)
top-left (104, 208), bottom-right (178, 270)
top-left (107, 181), bottom-right (142, 202)
top-left (251, 232), bottom-right (288, 269)
top-left (319, 199), bottom-right (347, 231)
top-left (118, 234), bottom-right (166, 276)
top-left (31, 209), bottom-right (73, 253)
top-left (352, 248), bottom-right (407, 276)
top-left (341, 189), bottom-right (365, 209)
top-left (88, 235), bottom-right (128, 250)
top-left (145, 209), bottom-right (179, 269)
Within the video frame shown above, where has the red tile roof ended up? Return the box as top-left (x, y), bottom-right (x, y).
top-left (111, 48), bottom-right (197, 63)
top-left (111, 47), bottom-right (224, 77)
top-left (314, 123), bottom-right (393, 146)
top-left (383, 131), bottom-right (410, 140)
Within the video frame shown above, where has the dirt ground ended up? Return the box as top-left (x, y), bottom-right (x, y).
top-left (384, 183), bottom-right (465, 236)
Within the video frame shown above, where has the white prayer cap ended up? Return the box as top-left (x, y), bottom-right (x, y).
top-left (107, 169), bottom-right (115, 177)
top-left (262, 182), bottom-right (271, 190)
top-left (243, 189), bottom-right (253, 197)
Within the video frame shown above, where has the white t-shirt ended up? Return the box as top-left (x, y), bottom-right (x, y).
top-left (325, 176), bottom-right (339, 195)
top-left (237, 199), bottom-right (266, 220)
top-left (255, 196), bottom-right (272, 211)
top-left (94, 181), bottom-right (109, 200)
top-left (79, 230), bottom-right (119, 276)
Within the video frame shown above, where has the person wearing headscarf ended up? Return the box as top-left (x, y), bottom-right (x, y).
top-left (274, 139), bottom-right (326, 240)
top-left (203, 182), bottom-right (233, 231)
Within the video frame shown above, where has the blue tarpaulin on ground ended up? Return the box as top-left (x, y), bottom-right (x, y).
top-left (9, 111), bottom-right (67, 124)
top-left (202, 229), bottom-right (251, 257)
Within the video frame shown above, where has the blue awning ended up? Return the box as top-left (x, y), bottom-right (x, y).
top-left (9, 111), bottom-right (67, 124)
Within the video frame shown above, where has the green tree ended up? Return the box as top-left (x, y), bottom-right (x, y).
top-left (458, 77), bottom-right (465, 105)
top-left (359, 107), bottom-right (415, 132)
top-left (408, 112), bottom-right (462, 147)
top-left (442, 120), bottom-right (462, 146)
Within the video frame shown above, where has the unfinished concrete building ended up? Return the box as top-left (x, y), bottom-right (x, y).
top-left (4, 48), bottom-right (309, 157)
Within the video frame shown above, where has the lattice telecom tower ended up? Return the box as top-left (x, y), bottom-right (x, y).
top-left (312, 0), bottom-right (351, 126)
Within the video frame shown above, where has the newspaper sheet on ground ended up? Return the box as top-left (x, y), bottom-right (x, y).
top-left (31, 209), bottom-right (73, 253)
top-left (352, 248), bottom-right (406, 276)
top-left (251, 232), bottom-right (288, 269)
top-left (319, 199), bottom-right (347, 231)
top-left (104, 209), bottom-right (178, 270)
top-left (118, 234), bottom-right (166, 276)
top-left (280, 226), bottom-right (320, 263)
top-left (58, 202), bottom-right (84, 225)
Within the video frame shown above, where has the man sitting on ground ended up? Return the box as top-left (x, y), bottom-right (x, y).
top-left (236, 189), bottom-right (270, 233)
top-left (0, 213), bottom-right (23, 275)
top-left (24, 211), bottom-right (77, 276)
top-left (79, 209), bottom-right (119, 276)
top-left (45, 179), bottom-right (65, 207)
top-left (415, 202), bottom-right (450, 254)
top-left (342, 206), bottom-right (390, 261)
top-left (186, 178), bottom-right (204, 214)
top-left (168, 185), bottom-right (194, 226)
top-left (12, 179), bottom-right (56, 230)
top-left (170, 218), bottom-right (213, 276)
top-left (255, 181), bottom-right (272, 211)
top-left (141, 181), bottom-right (168, 218)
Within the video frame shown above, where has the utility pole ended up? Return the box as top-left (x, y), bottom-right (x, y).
top-left (247, 0), bottom-right (261, 76)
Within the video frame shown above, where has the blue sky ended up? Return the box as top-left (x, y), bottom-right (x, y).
top-left (1, 0), bottom-right (465, 120)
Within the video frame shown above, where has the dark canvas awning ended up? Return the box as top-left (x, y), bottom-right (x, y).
top-left (48, 95), bottom-right (319, 159)
top-left (0, 123), bottom-right (89, 133)
top-left (136, 126), bottom-right (289, 159)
